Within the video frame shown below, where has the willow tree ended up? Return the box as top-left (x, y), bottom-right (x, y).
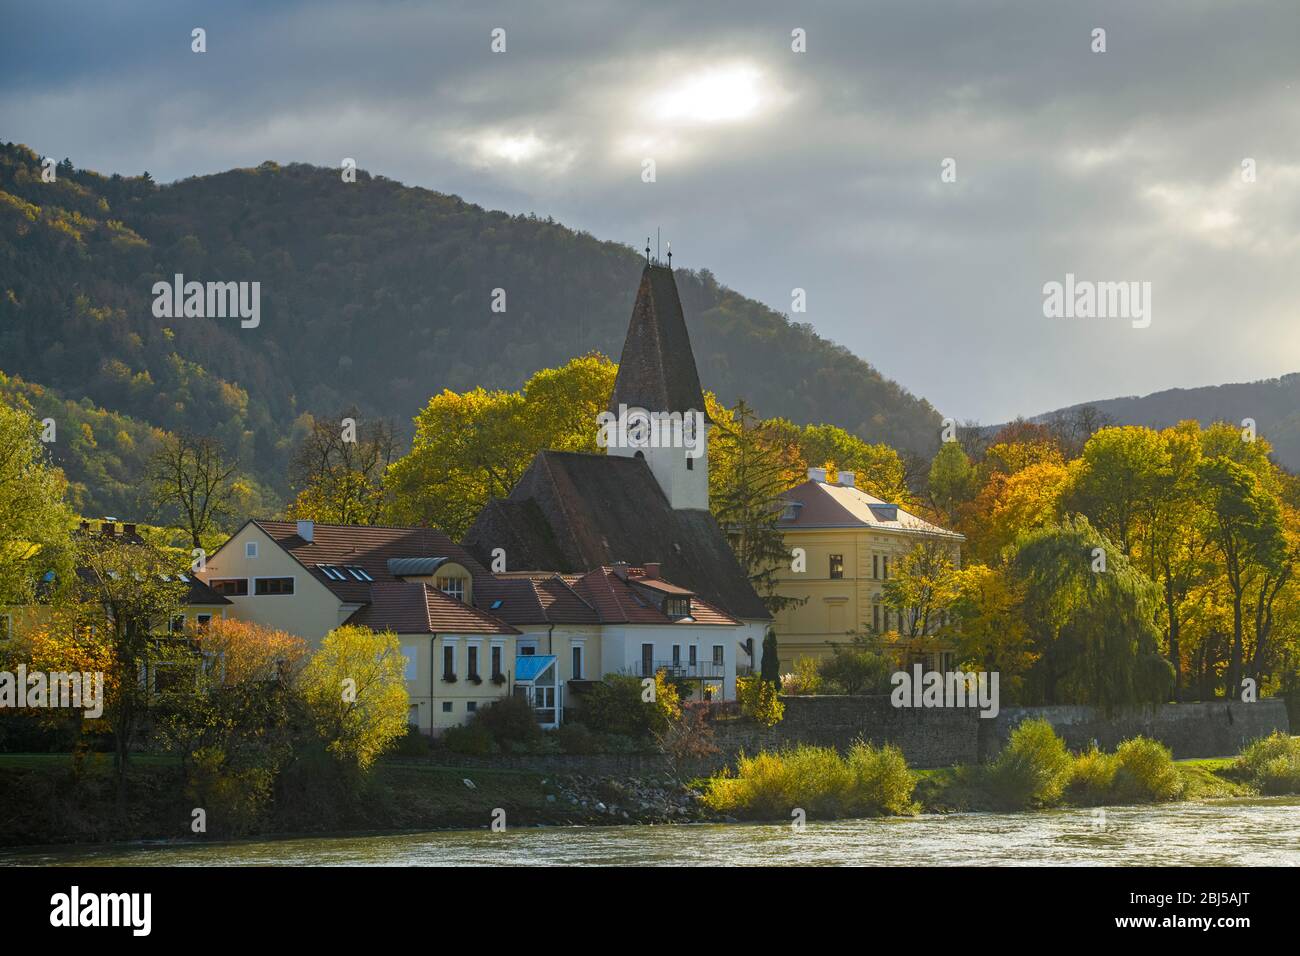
top-left (1011, 516), bottom-right (1173, 710)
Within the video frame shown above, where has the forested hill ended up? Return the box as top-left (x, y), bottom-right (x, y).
top-left (0, 142), bottom-right (942, 510)
top-left (1034, 374), bottom-right (1300, 471)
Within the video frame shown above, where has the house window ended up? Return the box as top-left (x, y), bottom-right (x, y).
top-left (882, 556), bottom-right (889, 579)
top-left (571, 644), bottom-right (583, 679)
top-left (686, 456), bottom-right (694, 470)
top-left (254, 577), bottom-right (294, 595)
top-left (210, 578), bottom-right (248, 596)
top-left (829, 554), bottom-right (844, 579)
top-left (195, 614), bottom-right (212, 629)
top-left (467, 701), bottom-right (478, 713)
top-left (689, 645), bottom-right (698, 667)
top-left (665, 597), bottom-right (691, 618)
top-left (442, 645), bottom-right (456, 680)
top-left (641, 643), bottom-right (654, 677)
top-left (518, 641), bottom-right (537, 656)
top-left (436, 576), bottom-right (465, 602)
top-left (873, 555), bottom-right (879, 580)
top-left (169, 614), bottom-right (186, 634)
top-left (408, 704), bottom-right (419, 727)
top-left (873, 602), bottom-right (881, 632)
top-left (245, 542), bottom-right (258, 559)
top-left (441, 702), bottom-right (453, 713)
top-left (491, 645), bottom-right (503, 678)
top-left (467, 645), bottom-right (479, 680)
top-left (402, 646), bottom-right (417, 681)
top-left (672, 644), bottom-right (682, 667)
top-left (712, 645), bottom-right (724, 666)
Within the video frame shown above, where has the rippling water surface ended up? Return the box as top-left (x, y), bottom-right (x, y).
top-left (5, 798), bottom-right (1298, 866)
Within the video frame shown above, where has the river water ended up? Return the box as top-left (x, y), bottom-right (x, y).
top-left (4, 797), bottom-right (1298, 866)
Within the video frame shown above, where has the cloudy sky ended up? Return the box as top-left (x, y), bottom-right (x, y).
top-left (5, 0), bottom-right (1300, 423)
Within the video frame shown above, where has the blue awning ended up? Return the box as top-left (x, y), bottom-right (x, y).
top-left (515, 654), bottom-right (556, 682)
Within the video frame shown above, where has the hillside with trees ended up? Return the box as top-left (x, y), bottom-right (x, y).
top-left (0, 142), bottom-right (943, 518)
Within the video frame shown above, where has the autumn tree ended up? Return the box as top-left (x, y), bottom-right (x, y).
top-left (299, 625), bottom-right (409, 772)
top-left (710, 400), bottom-right (805, 614)
top-left (288, 409), bottom-right (396, 526)
top-left (881, 539), bottom-right (960, 640)
top-left (147, 431), bottom-right (239, 550)
top-left (385, 354), bottom-right (616, 537)
top-left (65, 534), bottom-right (189, 799)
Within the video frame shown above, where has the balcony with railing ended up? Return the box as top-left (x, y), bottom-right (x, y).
top-left (634, 659), bottom-right (727, 680)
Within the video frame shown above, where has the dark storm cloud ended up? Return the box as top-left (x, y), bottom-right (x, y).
top-left (5, 0), bottom-right (1300, 421)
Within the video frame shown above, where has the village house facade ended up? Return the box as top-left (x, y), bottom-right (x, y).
top-left (772, 467), bottom-right (964, 668)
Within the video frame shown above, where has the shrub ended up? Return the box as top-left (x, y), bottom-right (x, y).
top-left (473, 696), bottom-right (542, 747)
top-left (554, 722), bottom-right (600, 755)
top-left (843, 742), bottom-right (918, 816)
top-left (983, 718), bottom-right (1072, 809)
top-left (1237, 732), bottom-right (1300, 794)
top-left (781, 657), bottom-right (822, 696)
top-left (581, 674), bottom-right (670, 738)
top-left (441, 723), bottom-right (496, 756)
top-left (385, 724), bottom-right (433, 758)
top-left (817, 640), bottom-right (894, 695)
top-left (1111, 737), bottom-right (1183, 802)
top-left (701, 743), bottom-right (916, 819)
top-left (1069, 746), bottom-right (1119, 804)
top-left (736, 675), bottom-right (784, 727)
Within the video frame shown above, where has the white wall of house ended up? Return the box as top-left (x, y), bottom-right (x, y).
top-left (599, 623), bottom-right (739, 699)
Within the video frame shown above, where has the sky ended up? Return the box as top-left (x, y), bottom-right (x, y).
top-left (4, 0), bottom-right (1300, 424)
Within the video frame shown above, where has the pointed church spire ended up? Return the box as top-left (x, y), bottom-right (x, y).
top-left (608, 262), bottom-right (712, 422)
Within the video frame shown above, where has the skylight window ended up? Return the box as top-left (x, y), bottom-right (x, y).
top-left (317, 564), bottom-right (347, 581)
top-left (490, 599), bottom-right (503, 610)
top-left (346, 566), bottom-right (373, 581)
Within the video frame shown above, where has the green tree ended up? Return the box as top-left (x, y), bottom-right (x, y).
top-left (1197, 456), bottom-right (1285, 695)
top-left (0, 396), bottom-right (72, 605)
top-left (927, 441), bottom-right (976, 524)
top-left (759, 626), bottom-right (781, 686)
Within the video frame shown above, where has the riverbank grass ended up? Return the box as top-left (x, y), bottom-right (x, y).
top-left (701, 742), bottom-right (918, 819)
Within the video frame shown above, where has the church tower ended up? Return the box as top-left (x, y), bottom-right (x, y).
top-left (606, 261), bottom-right (712, 510)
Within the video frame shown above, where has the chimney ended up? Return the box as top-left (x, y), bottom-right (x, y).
top-left (643, 562), bottom-right (661, 579)
top-left (611, 561), bottom-right (629, 580)
top-left (296, 520), bottom-right (314, 543)
top-left (808, 467), bottom-right (827, 483)
top-left (839, 472), bottom-right (856, 488)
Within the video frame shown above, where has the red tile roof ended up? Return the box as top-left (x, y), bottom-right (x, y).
top-left (247, 520), bottom-right (486, 603)
top-left (564, 567), bottom-right (739, 626)
top-left (347, 582), bottom-right (519, 635)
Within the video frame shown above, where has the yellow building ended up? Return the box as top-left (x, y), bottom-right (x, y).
top-left (772, 467), bottom-right (964, 668)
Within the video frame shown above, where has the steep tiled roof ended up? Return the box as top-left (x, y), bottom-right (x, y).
top-left (778, 481), bottom-right (964, 540)
top-left (462, 450), bottom-right (770, 620)
top-left (608, 264), bottom-right (712, 422)
top-left (249, 520), bottom-right (486, 603)
top-left (347, 582), bottom-right (518, 635)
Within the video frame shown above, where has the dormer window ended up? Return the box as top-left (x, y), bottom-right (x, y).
top-left (665, 597), bottom-right (691, 619)
top-left (437, 576), bottom-right (465, 602)
top-left (780, 500), bottom-right (804, 521)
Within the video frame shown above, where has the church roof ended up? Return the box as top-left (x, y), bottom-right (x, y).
top-left (608, 263), bottom-right (713, 422)
top-left (462, 450), bottom-right (770, 621)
